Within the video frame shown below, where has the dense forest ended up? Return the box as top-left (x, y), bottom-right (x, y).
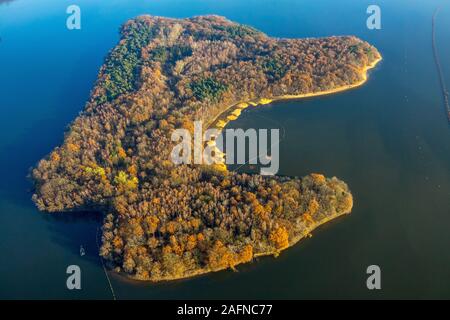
top-left (32, 15), bottom-right (379, 281)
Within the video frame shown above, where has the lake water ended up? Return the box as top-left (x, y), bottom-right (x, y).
top-left (0, 0), bottom-right (449, 299)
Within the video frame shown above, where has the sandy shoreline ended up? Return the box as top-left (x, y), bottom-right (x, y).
top-left (205, 55), bottom-right (382, 170)
top-left (207, 55), bottom-right (382, 131)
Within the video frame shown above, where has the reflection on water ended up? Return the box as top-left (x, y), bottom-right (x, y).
top-left (0, 0), bottom-right (449, 299)
top-left (43, 211), bottom-right (102, 264)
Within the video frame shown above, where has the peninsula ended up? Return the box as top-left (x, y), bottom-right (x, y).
top-left (31, 15), bottom-right (381, 281)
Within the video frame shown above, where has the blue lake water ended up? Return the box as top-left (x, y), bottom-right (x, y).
top-left (0, 0), bottom-right (449, 299)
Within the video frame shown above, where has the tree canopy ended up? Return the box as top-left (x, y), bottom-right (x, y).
top-left (31, 15), bottom-right (378, 281)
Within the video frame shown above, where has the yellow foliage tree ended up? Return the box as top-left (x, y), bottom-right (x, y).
top-left (302, 213), bottom-right (315, 225)
top-left (113, 236), bottom-right (123, 249)
top-left (127, 164), bottom-right (137, 176)
top-left (311, 173), bottom-right (326, 184)
top-left (170, 235), bottom-right (184, 255)
top-left (238, 244), bottom-right (253, 263)
top-left (269, 227), bottom-right (289, 250)
top-left (114, 171), bottom-right (138, 190)
top-left (166, 221), bottom-right (178, 234)
top-left (50, 152), bottom-right (60, 162)
top-left (197, 233), bottom-right (205, 242)
top-left (67, 143), bottom-right (80, 153)
top-left (186, 234), bottom-right (197, 250)
top-left (207, 241), bottom-right (236, 271)
top-left (306, 198), bottom-right (320, 216)
top-left (144, 215), bottom-right (159, 234)
top-left (117, 147), bottom-right (127, 159)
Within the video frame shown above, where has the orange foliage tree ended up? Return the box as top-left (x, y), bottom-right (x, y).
top-left (269, 226), bottom-right (289, 250)
top-left (207, 241), bottom-right (236, 271)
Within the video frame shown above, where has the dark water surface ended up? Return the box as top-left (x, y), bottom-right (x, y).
top-left (0, 0), bottom-right (449, 299)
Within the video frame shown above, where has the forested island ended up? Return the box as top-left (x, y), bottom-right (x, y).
top-left (31, 15), bottom-right (380, 281)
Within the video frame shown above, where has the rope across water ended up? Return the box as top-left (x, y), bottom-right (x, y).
top-left (432, 4), bottom-right (450, 122)
top-left (96, 227), bottom-right (117, 300)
